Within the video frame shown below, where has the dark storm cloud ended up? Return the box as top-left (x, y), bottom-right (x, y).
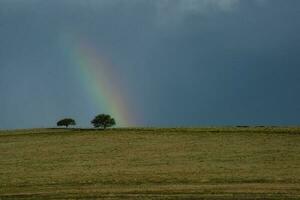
top-left (0, 0), bottom-right (300, 128)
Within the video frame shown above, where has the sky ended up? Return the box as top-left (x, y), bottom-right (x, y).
top-left (0, 0), bottom-right (300, 129)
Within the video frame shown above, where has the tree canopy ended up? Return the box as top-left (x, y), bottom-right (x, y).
top-left (57, 118), bottom-right (76, 128)
top-left (91, 114), bottom-right (116, 129)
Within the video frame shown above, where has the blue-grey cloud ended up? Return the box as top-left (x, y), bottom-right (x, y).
top-left (0, 0), bottom-right (299, 129)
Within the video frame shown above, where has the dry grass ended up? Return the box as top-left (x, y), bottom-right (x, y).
top-left (0, 127), bottom-right (300, 199)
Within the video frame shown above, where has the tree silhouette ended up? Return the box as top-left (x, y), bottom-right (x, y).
top-left (91, 114), bottom-right (116, 129)
top-left (57, 118), bottom-right (76, 128)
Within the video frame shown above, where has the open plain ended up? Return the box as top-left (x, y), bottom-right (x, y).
top-left (0, 127), bottom-right (300, 199)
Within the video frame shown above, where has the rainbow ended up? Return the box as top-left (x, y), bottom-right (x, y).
top-left (61, 34), bottom-right (134, 127)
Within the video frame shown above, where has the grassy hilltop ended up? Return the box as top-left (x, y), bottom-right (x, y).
top-left (0, 127), bottom-right (300, 199)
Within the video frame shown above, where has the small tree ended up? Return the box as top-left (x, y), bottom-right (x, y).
top-left (91, 114), bottom-right (116, 129)
top-left (57, 118), bottom-right (76, 128)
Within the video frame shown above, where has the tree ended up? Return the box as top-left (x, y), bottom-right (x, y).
top-left (57, 118), bottom-right (76, 128)
top-left (91, 114), bottom-right (116, 129)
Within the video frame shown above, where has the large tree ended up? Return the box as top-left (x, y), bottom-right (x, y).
top-left (91, 114), bottom-right (116, 129)
top-left (57, 118), bottom-right (76, 128)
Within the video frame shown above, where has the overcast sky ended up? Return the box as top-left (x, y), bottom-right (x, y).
top-left (0, 0), bottom-right (300, 129)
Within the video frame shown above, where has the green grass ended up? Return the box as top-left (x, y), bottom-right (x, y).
top-left (0, 127), bottom-right (300, 199)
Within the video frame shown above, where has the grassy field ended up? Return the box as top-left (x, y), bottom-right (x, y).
top-left (0, 127), bottom-right (300, 199)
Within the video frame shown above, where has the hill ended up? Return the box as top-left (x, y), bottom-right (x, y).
top-left (0, 127), bottom-right (300, 199)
